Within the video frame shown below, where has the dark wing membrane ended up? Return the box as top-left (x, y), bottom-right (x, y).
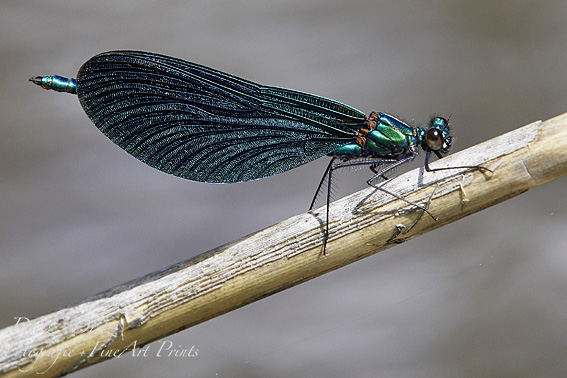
top-left (76, 50), bottom-right (366, 183)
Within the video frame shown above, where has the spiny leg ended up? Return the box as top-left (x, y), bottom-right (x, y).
top-left (323, 160), bottom-right (334, 254)
top-left (319, 157), bottom-right (416, 254)
top-left (387, 185), bottom-right (437, 243)
top-left (424, 150), bottom-right (493, 174)
top-left (313, 154), bottom-right (453, 254)
top-left (364, 156), bottom-right (438, 220)
top-left (308, 157), bottom-right (337, 255)
top-left (309, 157), bottom-right (336, 211)
top-left (370, 163), bottom-right (389, 181)
top-left (321, 157), bottom-right (342, 255)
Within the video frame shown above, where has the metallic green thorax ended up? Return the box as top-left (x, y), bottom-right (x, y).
top-left (332, 112), bottom-right (421, 159)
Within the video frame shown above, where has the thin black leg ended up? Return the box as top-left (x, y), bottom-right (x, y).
top-left (364, 156), bottom-right (437, 220)
top-left (310, 157), bottom-right (336, 211)
top-left (424, 150), bottom-right (493, 173)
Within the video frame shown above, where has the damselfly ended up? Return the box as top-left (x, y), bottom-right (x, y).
top-left (30, 50), bottom-right (487, 252)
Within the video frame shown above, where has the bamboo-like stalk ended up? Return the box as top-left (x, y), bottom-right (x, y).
top-left (1, 112), bottom-right (566, 377)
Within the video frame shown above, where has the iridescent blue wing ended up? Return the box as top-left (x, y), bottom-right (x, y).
top-left (76, 50), bottom-right (366, 183)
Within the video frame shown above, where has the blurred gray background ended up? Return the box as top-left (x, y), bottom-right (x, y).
top-left (1, 1), bottom-right (566, 377)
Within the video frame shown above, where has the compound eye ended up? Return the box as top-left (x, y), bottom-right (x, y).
top-left (426, 128), bottom-right (444, 150)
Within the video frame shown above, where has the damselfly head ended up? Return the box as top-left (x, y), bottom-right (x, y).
top-left (424, 116), bottom-right (452, 153)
